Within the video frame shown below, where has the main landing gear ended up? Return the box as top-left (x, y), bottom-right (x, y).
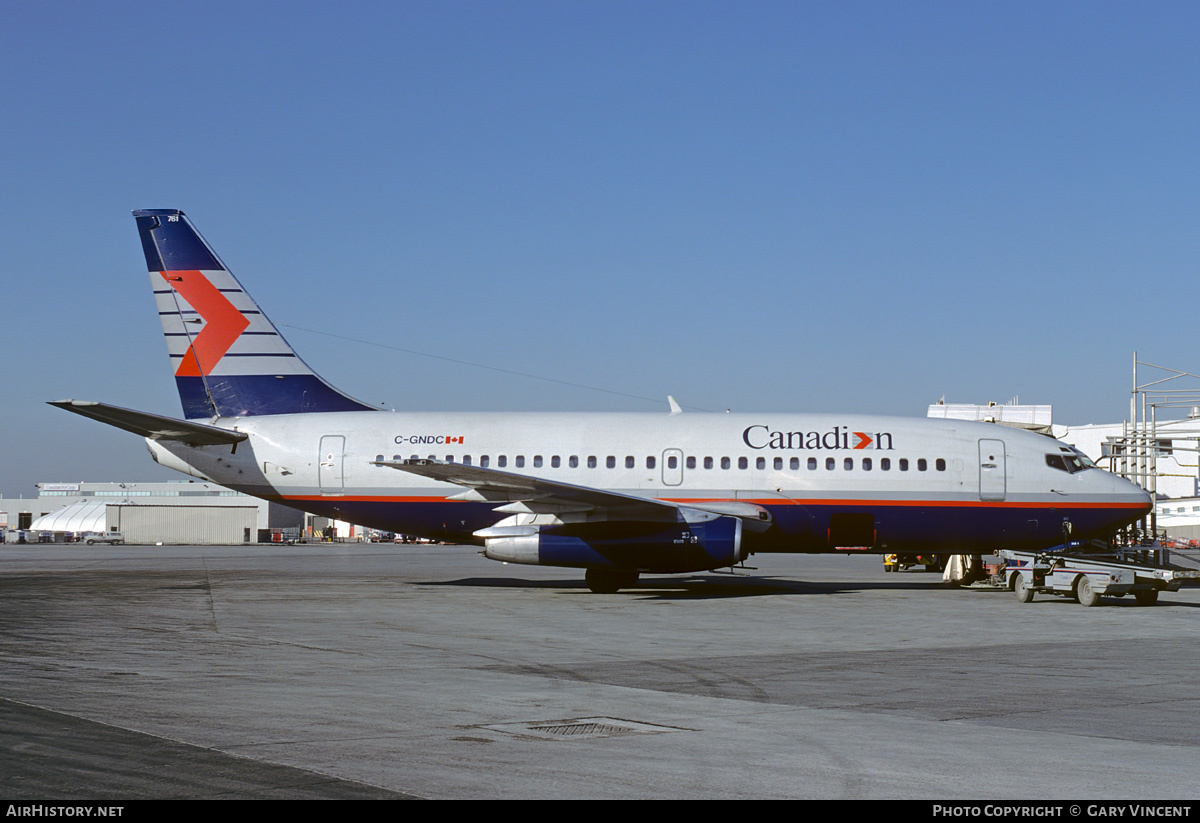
top-left (585, 568), bottom-right (640, 593)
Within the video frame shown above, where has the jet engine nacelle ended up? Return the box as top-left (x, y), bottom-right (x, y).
top-left (484, 516), bottom-right (745, 573)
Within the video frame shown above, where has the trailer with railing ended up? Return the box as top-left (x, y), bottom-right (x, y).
top-left (999, 543), bottom-right (1200, 607)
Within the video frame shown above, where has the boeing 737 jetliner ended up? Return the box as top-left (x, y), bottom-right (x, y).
top-left (52, 210), bottom-right (1151, 591)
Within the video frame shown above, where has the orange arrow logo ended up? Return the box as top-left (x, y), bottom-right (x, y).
top-left (161, 270), bottom-right (250, 377)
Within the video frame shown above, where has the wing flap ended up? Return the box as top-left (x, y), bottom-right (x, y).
top-left (376, 458), bottom-right (680, 518)
top-left (376, 458), bottom-right (772, 526)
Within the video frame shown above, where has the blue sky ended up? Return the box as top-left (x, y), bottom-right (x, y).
top-left (2, 1), bottom-right (1199, 499)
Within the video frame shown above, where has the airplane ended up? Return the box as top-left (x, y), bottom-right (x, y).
top-left (52, 209), bottom-right (1152, 592)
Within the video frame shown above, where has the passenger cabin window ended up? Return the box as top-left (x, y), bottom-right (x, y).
top-left (668, 456), bottom-right (678, 469)
top-left (790, 458), bottom-right (799, 470)
top-left (917, 459), bottom-right (927, 471)
top-left (704, 457), bottom-right (713, 469)
top-left (534, 455), bottom-right (543, 467)
top-left (497, 455), bottom-right (506, 468)
top-left (626, 456), bottom-right (636, 469)
top-left (881, 458), bottom-right (891, 470)
top-left (936, 458), bottom-right (946, 471)
top-left (587, 456), bottom-right (597, 468)
top-left (826, 457), bottom-right (835, 470)
top-left (516, 456), bottom-right (525, 468)
top-left (738, 457), bottom-right (748, 470)
top-left (862, 458), bottom-right (872, 471)
top-left (606, 456), bottom-right (615, 469)
top-left (480, 455), bottom-right (489, 468)
top-left (569, 456), bottom-right (578, 468)
top-left (899, 459), bottom-right (909, 471)
top-left (721, 457), bottom-right (731, 470)
top-left (774, 457), bottom-right (783, 470)
top-left (550, 455), bottom-right (559, 468)
top-left (808, 457), bottom-right (817, 470)
top-left (647, 456), bottom-right (656, 469)
top-left (686, 456), bottom-right (696, 469)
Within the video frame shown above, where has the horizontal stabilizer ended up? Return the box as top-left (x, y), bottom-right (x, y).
top-left (48, 400), bottom-right (248, 446)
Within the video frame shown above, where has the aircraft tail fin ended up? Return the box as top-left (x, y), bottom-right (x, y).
top-left (132, 209), bottom-right (377, 419)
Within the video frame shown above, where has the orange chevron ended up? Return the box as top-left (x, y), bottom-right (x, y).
top-left (161, 270), bottom-right (250, 376)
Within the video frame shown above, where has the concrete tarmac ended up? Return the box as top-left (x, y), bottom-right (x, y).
top-left (2, 543), bottom-right (1198, 800)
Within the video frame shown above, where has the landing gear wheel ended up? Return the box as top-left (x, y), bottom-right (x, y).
top-left (1134, 589), bottom-right (1159, 606)
top-left (1013, 574), bottom-right (1034, 603)
top-left (961, 554), bottom-right (987, 585)
top-left (585, 568), bottom-right (639, 593)
top-left (1076, 575), bottom-right (1101, 607)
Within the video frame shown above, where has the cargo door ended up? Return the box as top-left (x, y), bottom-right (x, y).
top-left (319, 435), bottom-right (345, 494)
top-left (979, 438), bottom-right (1006, 501)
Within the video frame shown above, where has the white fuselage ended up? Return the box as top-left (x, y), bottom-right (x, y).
top-left (147, 409), bottom-right (1151, 554)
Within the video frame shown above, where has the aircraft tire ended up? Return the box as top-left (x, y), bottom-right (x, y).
top-left (585, 568), bottom-right (639, 594)
top-left (961, 554), bottom-right (987, 585)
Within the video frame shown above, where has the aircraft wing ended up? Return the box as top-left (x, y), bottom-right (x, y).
top-left (49, 400), bottom-right (248, 447)
top-left (377, 458), bottom-right (771, 525)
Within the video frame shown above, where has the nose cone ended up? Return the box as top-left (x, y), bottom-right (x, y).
top-left (1111, 474), bottom-right (1153, 521)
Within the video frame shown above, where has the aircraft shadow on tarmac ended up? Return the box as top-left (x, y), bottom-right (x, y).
top-left (424, 574), bottom-right (1200, 604)
top-left (425, 574), bottom-right (951, 600)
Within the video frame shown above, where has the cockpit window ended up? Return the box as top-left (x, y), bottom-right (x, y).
top-left (1045, 454), bottom-right (1069, 472)
top-left (1064, 452), bottom-right (1094, 472)
top-left (1046, 448), bottom-right (1096, 474)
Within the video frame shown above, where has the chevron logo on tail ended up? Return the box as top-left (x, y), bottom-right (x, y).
top-left (159, 270), bottom-right (250, 377)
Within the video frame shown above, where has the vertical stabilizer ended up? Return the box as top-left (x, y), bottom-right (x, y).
top-left (132, 209), bottom-right (377, 419)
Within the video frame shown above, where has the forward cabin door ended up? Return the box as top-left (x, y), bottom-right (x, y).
top-left (978, 438), bottom-right (1006, 501)
top-left (319, 435), bottom-right (346, 495)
